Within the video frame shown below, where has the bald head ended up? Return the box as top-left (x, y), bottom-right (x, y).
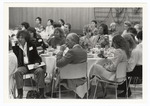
top-left (67, 33), bottom-right (79, 44)
top-left (66, 33), bottom-right (79, 48)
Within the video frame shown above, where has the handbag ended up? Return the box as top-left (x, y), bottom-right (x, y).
top-left (26, 90), bottom-right (40, 99)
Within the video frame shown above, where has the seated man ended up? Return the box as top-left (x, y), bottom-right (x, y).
top-left (56, 33), bottom-right (87, 98)
top-left (12, 30), bottom-right (45, 99)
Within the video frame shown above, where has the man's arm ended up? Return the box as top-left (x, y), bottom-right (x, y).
top-left (56, 50), bottom-right (74, 68)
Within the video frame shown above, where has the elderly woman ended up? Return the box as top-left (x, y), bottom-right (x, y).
top-left (91, 23), bottom-right (109, 47)
top-left (89, 35), bottom-right (130, 98)
top-left (47, 27), bottom-right (66, 49)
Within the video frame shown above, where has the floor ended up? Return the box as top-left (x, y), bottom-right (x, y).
top-left (22, 80), bottom-right (142, 99)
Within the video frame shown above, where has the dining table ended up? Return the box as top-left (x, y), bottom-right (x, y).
top-left (40, 49), bottom-right (104, 79)
top-left (39, 46), bottom-right (115, 97)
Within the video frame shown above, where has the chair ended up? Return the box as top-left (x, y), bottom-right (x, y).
top-left (23, 64), bottom-right (47, 97)
top-left (92, 61), bottom-right (128, 99)
top-left (23, 73), bottom-right (36, 89)
top-left (127, 65), bottom-right (142, 97)
top-left (10, 75), bottom-right (17, 99)
top-left (11, 72), bottom-right (36, 98)
top-left (51, 62), bottom-right (88, 99)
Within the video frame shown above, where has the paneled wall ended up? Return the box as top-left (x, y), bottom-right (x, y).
top-left (9, 7), bottom-right (94, 33)
top-left (9, 7), bottom-right (142, 33)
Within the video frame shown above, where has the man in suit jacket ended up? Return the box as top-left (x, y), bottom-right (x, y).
top-left (56, 33), bottom-right (87, 98)
top-left (12, 30), bottom-right (45, 99)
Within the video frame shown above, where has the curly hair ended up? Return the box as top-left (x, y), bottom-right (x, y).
top-left (53, 27), bottom-right (65, 38)
top-left (16, 30), bottom-right (31, 42)
top-left (99, 23), bottom-right (108, 35)
top-left (112, 35), bottom-right (130, 59)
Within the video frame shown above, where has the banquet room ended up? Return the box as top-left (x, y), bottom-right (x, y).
top-left (8, 7), bottom-right (143, 99)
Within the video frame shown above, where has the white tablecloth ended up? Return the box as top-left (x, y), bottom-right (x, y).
top-left (87, 58), bottom-right (103, 75)
top-left (41, 56), bottom-right (56, 79)
top-left (41, 55), bottom-right (102, 77)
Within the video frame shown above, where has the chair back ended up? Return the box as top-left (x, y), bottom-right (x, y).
top-left (116, 61), bottom-right (127, 82)
top-left (59, 62), bottom-right (87, 79)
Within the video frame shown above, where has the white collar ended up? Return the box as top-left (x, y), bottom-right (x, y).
top-left (18, 42), bottom-right (27, 51)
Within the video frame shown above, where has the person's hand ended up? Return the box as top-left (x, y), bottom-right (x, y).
top-left (34, 63), bottom-right (39, 69)
top-left (60, 44), bottom-right (67, 52)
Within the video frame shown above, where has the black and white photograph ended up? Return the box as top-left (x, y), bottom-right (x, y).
top-left (2, 1), bottom-right (148, 105)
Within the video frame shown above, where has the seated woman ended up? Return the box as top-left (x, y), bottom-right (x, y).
top-left (91, 23), bottom-right (109, 47)
top-left (35, 17), bottom-right (44, 34)
top-left (117, 32), bottom-right (142, 97)
top-left (9, 39), bottom-right (18, 98)
top-left (45, 19), bottom-right (54, 38)
top-left (80, 25), bottom-right (94, 51)
top-left (89, 35), bottom-right (130, 98)
top-left (27, 27), bottom-right (48, 51)
top-left (47, 27), bottom-right (66, 49)
top-left (127, 31), bottom-right (142, 76)
top-left (59, 19), bottom-right (65, 31)
top-left (91, 20), bottom-right (98, 36)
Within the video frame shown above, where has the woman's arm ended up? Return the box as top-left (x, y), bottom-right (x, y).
top-left (104, 49), bottom-right (123, 71)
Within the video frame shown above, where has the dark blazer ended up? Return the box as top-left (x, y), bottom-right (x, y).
top-left (12, 42), bottom-right (42, 67)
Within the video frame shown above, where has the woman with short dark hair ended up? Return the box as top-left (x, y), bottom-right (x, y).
top-left (47, 27), bottom-right (66, 49)
top-left (35, 17), bottom-right (44, 34)
top-left (59, 19), bottom-right (65, 30)
top-left (46, 19), bottom-right (54, 38)
top-left (91, 23), bottom-right (109, 47)
top-left (27, 27), bottom-right (48, 50)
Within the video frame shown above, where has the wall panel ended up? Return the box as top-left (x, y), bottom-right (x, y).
top-left (9, 7), bottom-right (142, 33)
